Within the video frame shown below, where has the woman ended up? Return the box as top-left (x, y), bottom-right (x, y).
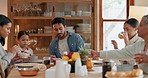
top-left (12, 31), bottom-right (33, 63)
top-left (112, 18), bottom-right (143, 49)
top-left (0, 14), bottom-right (17, 70)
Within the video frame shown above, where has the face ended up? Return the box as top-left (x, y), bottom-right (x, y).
top-left (0, 23), bottom-right (12, 38)
top-left (18, 35), bottom-right (30, 48)
top-left (123, 23), bottom-right (137, 38)
top-left (52, 23), bottom-right (66, 38)
top-left (138, 18), bottom-right (148, 38)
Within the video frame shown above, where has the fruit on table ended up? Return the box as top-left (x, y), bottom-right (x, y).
top-left (62, 56), bottom-right (69, 61)
top-left (71, 52), bottom-right (80, 61)
top-left (86, 59), bottom-right (93, 69)
top-left (68, 52), bottom-right (74, 59)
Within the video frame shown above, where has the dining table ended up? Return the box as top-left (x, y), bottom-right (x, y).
top-left (7, 65), bottom-right (102, 78)
top-left (7, 61), bottom-right (148, 78)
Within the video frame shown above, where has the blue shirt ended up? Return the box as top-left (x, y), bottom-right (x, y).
top-left (49, 32), bottom-right (84, 58)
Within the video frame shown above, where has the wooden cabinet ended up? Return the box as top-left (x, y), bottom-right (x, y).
top-left (8, 0), bottom-right (96, 59)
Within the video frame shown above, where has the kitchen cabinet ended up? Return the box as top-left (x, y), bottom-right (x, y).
top-left (8, 0), bottom-right (96, 59)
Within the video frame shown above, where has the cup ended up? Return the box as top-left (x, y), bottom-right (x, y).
top-left (29, 55), bottom-right (38, 62)
top-left (43, 57), bottom-right (50, 65)
top-left (118, 32), bottom-right (124, 39)
top-left (55, 60), bottom-right (71, 78)
top-left (45, 68), bottom-right (55, 78)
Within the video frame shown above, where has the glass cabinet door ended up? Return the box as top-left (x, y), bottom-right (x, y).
top-left (54, 2), bottom-right (92, 49)
top-left (12, 1), bottom-right (53, 17)
top-left (55, 2), bottom-right (91, 17)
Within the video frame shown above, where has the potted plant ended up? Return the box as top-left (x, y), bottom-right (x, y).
top-left (78, 47), bottom-right (89, 65)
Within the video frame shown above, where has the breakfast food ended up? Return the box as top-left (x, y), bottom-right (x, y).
top-left (105, 69), bottom-right (143, 77)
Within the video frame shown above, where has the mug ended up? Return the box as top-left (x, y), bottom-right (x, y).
top-left (45, 68), bottom-right (55, 78)
top-left (55, 60), bottom-right (71, 78)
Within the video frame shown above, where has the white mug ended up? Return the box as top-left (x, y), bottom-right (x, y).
top-left (45, 68), bottom-right (55, 78)
top-left (55, 60), bottom-right (71, 78)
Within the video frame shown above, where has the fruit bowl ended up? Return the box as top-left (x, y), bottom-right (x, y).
top-left (17, 67), bottom-right (39, 76)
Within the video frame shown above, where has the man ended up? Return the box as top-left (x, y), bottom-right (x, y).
top-left (50, 17), bottom-right (84, 58)
top-left (112, 18), bottom-right (143, 49)
top-left (91, 15), bottom-right (148, 74)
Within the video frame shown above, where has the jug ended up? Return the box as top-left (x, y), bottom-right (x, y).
top-left (55, 60), bottom-right (71, 78)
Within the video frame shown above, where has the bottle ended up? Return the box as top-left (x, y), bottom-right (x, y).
top-left (102, 59), bottom-right (111, 78)
top-left (75, 58), bottom-right (82, 75)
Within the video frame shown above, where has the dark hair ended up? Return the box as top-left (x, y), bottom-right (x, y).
top-left (0, 14), bottom-right (12, 46)
top-left (142, 15), bottom-right (148, 25)
top-left (124, 18), bottom-right (139, 28)
top-left (51, 17), bottom-right (66, 27)
top-left (18, 31), bottom-right (29, 40)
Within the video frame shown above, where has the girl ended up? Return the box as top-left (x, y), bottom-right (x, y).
top-left (12, 31), bottom-right (33, 63)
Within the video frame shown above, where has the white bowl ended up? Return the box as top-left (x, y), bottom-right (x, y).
top-left (19, 52), bottom-right (30, 58)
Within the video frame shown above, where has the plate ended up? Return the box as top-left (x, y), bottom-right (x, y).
top-left (15, 63), bottom-right (47, 71)
top-left (29, 60), bottom-right (43, 63)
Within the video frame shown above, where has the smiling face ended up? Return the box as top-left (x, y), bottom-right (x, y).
top-left (138, 17), bottom-right (148, 39)
top-left (0, 23), bottom-right (12, 38)
top-left (52, 23), bottom-right (67, 39)
top-left (18, 35), bottom-right (30, 48)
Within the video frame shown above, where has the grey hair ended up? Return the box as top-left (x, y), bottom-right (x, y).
top-left (142, 15), bottom-right (148, 25)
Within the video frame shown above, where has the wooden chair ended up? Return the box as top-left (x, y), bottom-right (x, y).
top-left (0, 62), bottom-right (5, 78)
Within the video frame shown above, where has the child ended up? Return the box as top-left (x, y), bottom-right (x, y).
top-left (12, 31), bottom-right (33, 63)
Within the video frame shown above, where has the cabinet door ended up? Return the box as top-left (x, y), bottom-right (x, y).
top-left (54, 1), bottom-right (93, 49)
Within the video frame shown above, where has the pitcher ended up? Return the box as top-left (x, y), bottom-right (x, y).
top-left (55, 60), bottom-right (71, 78)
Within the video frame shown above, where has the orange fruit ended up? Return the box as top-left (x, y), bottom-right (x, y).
top-left (62, 56), bottom-right (69, 61)
top-left (71, 53), bottom-right (80, 61)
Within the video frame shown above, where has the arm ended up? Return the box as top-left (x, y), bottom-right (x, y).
top-left (123, 31), bottom-right (130, 46)
top-left (91, 41), bottom-right (144, 60)
top-left (0, 45), bottom-right (17, 70)
top-left (76, 34), bottom-right (84, 50)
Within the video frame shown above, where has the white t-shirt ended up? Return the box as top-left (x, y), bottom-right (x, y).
top-left (58, 36), bottom-right (70, 55)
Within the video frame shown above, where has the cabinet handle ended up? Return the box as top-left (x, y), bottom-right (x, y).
top-left (53, 6), bottom-right (55, 12)
top-left (11, 6), bottom-right (13, 12)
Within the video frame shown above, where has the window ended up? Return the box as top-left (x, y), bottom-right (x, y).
top-left (99, 0), bottom-right (131, 50)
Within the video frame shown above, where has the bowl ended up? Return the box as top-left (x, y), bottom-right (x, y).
top-left (19, 52), bottom-right (30, 58)
top-left (17, 67), bottom-right (39, 76)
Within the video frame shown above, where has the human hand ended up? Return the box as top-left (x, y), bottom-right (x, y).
top-left (123, 31), bottom-right (129, 46)
top-left (134, 53), bottom-right (148, 64)
top-left (90, 50), bottom-right (100, 59)
top-left (111, 40), bottom-right (118, 49)
top-left (9, 45), bottom-right (18, 54)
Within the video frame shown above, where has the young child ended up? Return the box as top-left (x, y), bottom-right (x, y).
top-left (12, 31), bottom-right (33, 63)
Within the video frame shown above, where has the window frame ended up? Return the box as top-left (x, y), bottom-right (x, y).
top-left (99, 0), bottom-right (134, 50)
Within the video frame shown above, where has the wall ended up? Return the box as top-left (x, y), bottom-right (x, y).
top-left (0, 0), bottom-right (8, 50)
top-left (135, 0), bottom-right (148, 6)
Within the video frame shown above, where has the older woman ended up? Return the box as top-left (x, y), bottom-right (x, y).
top-left (0, 14), bottom-right (17, 70)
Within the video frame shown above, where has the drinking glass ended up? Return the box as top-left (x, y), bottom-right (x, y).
top-left (43, 57), bottom-right (50, 65)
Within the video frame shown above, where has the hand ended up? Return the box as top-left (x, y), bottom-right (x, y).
top-left (9, 45), bottom-right (18, 54)
top-left (134, 53), bottom-right (148, 64)
top-left (90, 50), bottom-right (100, 59)
top-left (123, 31), bottom-right (129, 46)
top-left (111, 40), bottom-right (118, 49)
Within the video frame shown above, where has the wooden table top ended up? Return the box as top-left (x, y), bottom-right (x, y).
top-left (7, 66), bottom-right (102, 78)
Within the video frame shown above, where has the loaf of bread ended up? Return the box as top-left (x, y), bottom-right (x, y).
top-left (105, 69), bottom-right (143, 77)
